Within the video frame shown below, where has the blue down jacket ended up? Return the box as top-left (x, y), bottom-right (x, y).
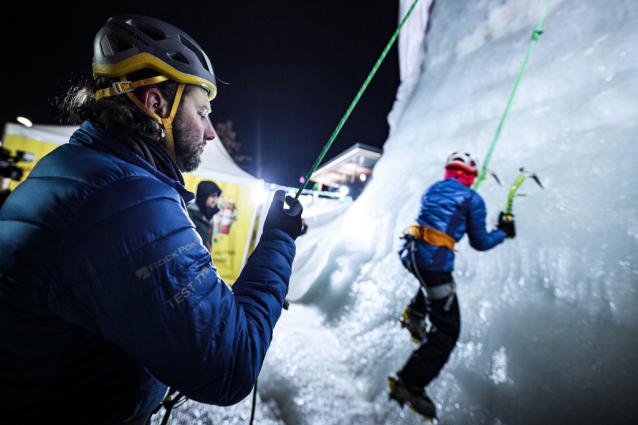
top-left (0, 122), bottom-right (294, 424)
top-left (400, 178), bottom-right (505, 272)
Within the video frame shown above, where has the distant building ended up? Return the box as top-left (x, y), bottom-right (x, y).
top-left (310, 143), bottom-right (382, 199)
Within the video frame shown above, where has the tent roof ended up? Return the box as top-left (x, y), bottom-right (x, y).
top-left (194, 130), bottom-right (259, 187)
top-left (2, 123), bottom-right (78, 147)
top-left (2, 123), bottom-right (260, 187)
top-left (310, 143), bottom-right (382, 188)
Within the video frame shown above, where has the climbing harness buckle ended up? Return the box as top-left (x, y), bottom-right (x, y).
top-left (425, 281), bottom-right (456, 312)
top-left (112, 80), bottom-right (134, 95)
top-left (423, 281), bottom-right (456, 300)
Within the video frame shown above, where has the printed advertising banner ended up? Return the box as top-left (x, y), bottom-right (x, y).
top-left (182, 175), bottom-right (256, 285)
top-left (2, 134), bottom-right (59, 191)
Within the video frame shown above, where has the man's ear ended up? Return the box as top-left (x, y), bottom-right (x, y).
top-left (140, 88), bottom-right (169, 118)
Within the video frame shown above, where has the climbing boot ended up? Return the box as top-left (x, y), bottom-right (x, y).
top-left (399, 307), bottom-right (427, 343)
top-left (388, 376), bottom-right (436, 420)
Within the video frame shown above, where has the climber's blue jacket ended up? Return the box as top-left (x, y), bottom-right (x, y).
top-left (399, 178), bottom-right (505, 273)
top-left (0, 121), bottom-right (294, 424)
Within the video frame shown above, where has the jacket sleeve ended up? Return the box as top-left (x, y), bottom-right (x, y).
top-left (47, 175), bottom-right (294, 406)
top-left (466, 192), bottom-right (506, 251)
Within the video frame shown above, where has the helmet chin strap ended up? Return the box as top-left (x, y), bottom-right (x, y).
top-left (120, 76), bottom-right (185, 162)
top-left (95, 75), bottom-right (184, 162)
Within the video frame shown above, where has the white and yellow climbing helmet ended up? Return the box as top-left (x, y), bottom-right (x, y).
top-left (92, 15), bottom-right (217, 159)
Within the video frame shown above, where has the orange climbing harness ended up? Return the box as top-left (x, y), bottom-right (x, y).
top-left (402, 224), bottom-right (457, 252)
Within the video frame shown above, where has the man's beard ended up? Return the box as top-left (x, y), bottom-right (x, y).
top-left (172, 113), bottom-right (205, 173)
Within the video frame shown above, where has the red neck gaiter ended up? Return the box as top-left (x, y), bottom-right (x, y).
top-left (445, 168), bottom-right (476, 187)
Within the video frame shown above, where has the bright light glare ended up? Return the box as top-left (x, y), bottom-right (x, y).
top-left (297, 194), bottom-right (313, 208)
top-left (17, 117), bottom-right (32, 127)
top-left (338, 186), bottom-right (349, 196)
top-left (360, 174), bottom-right (367, 181)
top-left (251, 186), bottom-right (269, 204)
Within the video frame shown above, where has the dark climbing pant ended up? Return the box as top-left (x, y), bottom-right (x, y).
top-left (398, 266), bottom-right (461, 389)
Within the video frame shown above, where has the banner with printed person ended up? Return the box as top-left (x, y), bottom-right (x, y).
top-left (183, 175), bottom-right (256, 285)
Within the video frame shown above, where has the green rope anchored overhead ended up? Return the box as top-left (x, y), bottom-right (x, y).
top-left (473, 0), bottom-right (551, 191)
top-left (293, 0), bottom-right (422, 203)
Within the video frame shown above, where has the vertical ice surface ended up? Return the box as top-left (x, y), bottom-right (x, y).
top-left (387, 0), bottom-right (434, 132)
top-left (159, 0), bottom-right (638, 424)
top-left (260, 0), bottom-right (638, 424)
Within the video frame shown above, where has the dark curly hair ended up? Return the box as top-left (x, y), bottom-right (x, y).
top-left (61, 69), bottom-right (195, 140)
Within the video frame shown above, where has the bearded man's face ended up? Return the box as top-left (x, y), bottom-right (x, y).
top-left (172, 87), bottom-right (215, 173)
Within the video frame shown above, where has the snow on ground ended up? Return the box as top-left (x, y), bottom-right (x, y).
top-left (159, 0), bottom-right (638, 423)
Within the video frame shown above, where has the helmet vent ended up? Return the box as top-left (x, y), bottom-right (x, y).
top-left (179, 35), bottom-right (210, 72)
top-left (128, 19), bottom-right (166, 41)
top-left (117, 40), bottom-right (134, 53)
top-left (100, 35), bottom-right (115, 56)
top-left (168, 52), bottom-right (190, 65)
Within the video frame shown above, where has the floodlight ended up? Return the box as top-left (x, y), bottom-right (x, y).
top-left (17, 117), bottom-right (32, 127)
top-left (251, 186), bottom-right (269, 205)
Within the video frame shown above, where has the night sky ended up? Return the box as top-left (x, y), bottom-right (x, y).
top-left (1, 0), bottom-right (401, 187)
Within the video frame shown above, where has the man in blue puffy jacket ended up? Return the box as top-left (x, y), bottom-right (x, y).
top-left (388, 152), bottom-right (515, 419)
top-left (0, 16), bottom-right (302, 424)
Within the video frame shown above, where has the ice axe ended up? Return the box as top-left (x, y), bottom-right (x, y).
top-left (503, 168), bottom-right (543, 220)
top-left (489, 170), bottom-right (502, 186)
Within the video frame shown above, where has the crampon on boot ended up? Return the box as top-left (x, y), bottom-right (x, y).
top-left (388, 376), bottom-right (436, 421)
top-left (399, 307), bottom-right (427, 344)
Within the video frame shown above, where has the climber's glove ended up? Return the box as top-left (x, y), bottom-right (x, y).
top-left (497, 212), bottom-right (516, 239)
top-left (263, 190), bottom-right (304, 241)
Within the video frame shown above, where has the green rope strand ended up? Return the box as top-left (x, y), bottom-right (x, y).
top-left (249, 378), bottom-right (258, 425)
top-left (473, 0), bottom-right (550, 190)
top-left (293, 0), bottom-right (421, 202)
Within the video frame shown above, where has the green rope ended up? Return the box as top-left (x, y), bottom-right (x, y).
top-left (293, 0), bottom-right (421, 203)
top-left (472, 0), bottom-right (550, 190)
top-left (249, 378), bottom-right (258, 425)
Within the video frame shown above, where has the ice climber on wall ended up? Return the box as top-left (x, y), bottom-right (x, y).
top-left (388, 152), bottom-right (515, 419)
top-left (0, 15), bottom-right (303, 424)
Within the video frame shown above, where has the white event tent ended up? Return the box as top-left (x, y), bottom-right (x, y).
top-left (1, 123), bottom-right (261, 188)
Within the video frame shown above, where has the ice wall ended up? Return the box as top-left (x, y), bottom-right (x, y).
top-left (387, 0), bottom-right (433, 131)
top-left (155, 1), bottom-right (638, 424)
top-left (259, 0), bottom-right (638, 424)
